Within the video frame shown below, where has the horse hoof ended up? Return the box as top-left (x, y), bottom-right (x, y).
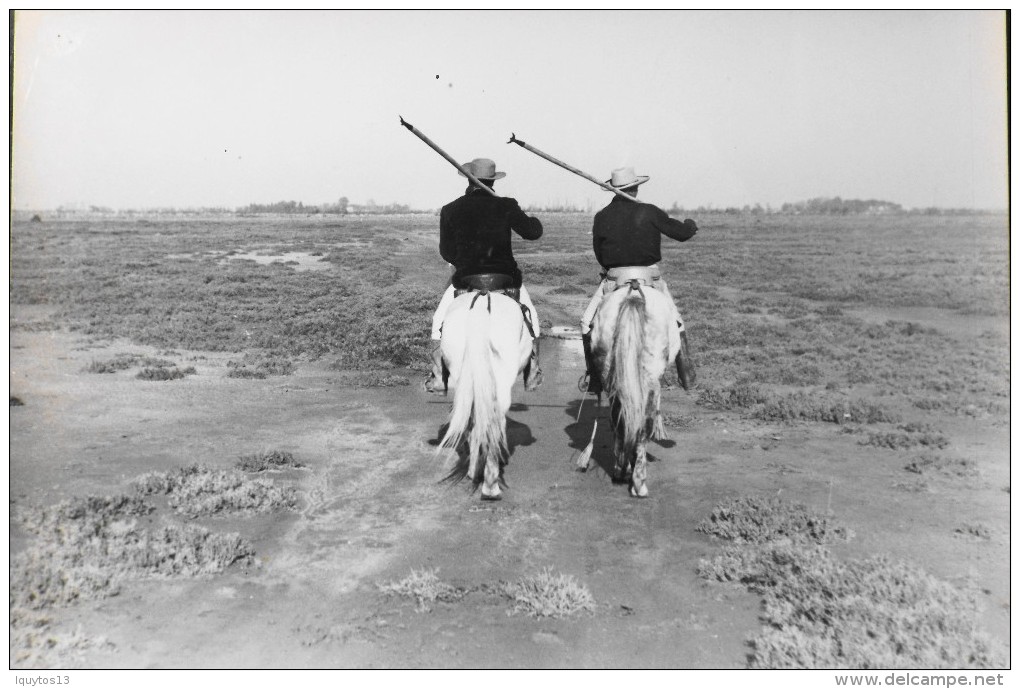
top-left (629, 484), bottom-right (649, 498)
top-left (422, 376), bottom-right (446, 395)
top-left (481, 492), bottom-right (502, 502)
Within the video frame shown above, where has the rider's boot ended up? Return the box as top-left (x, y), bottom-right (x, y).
top-left (423, 340), bottom-right (446, 394)
top-left (675, 326), bottom-right (697, 391)
top-left (580, 332), bottom-right (603, 396)
top-left (524, 339), bottom-right (543, 391)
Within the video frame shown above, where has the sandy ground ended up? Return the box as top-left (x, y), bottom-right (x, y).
top-left (9, 304), bottom-right (1010, 668)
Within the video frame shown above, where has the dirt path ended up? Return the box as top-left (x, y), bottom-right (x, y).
top-left (9, 313), bottom-right (1009, 668)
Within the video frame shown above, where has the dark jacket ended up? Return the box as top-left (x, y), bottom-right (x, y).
top-left (439, 188), bottom-right (543, 288)
top-left (592, 196), bottom-right (697, 269)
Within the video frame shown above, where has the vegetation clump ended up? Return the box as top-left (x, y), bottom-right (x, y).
top-left (86, 354), bottom-right (174, 374)
top-left (861, 430), bottom-right (949, 450)
top-left (696, 385), bottom-right (897, 426)
top-left (660, 411), bottom-right (694, 430)
top-left (904, 453), bottom-right (980, 478)
top-left (703, 544), bottom-right (1003, 669)
top-left (954, 523), bottom-right (991, 540)
top-left (86, 355), bottom-right (140, 373)
top-left (236, 450), bottom-right (305, 472)
top-left (376, 568), bottom-right (466, 613)
top-left (696, 496), bottom-right (1003, 669)
top-left (697, 383), bottom-right (771, 410)
top-left (10, 610), bottom-right (113, 669)
top-left (11, 494), bottom-right (253, 611)
top-left (136, 365), bottom-right (196, 381)
top-left (330, 371), bottom-right (411, 387)
top-left (696, 495), bottom-right (851, 545)
top-left (226, 352), bottom-right (296, 378)
top-left (10, 484), bottom-right (263, 666)
top-left (754, 394), bottom-right (897, 425)
top-left (133, 464), bottom-right (297, 517)
top-left (500, 568), bottom-right (595, 618)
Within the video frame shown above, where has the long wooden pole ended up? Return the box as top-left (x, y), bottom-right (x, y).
top-left (399, 116), bottom-right (499, 198)
top-left (507, 133), bottom-right (639, 203)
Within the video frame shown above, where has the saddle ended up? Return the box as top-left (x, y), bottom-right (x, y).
top-left (453, 273), bottom-right (519, 300)
top-left (605, 266), bottom-right (658, 290)
top-left (453, 273), bottom-right (534, 340)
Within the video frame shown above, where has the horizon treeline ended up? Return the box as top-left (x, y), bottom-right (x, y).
top-left (237, 198), bottom-right (410, 215)
top-left (20, 195), bottom-right (1005, 217)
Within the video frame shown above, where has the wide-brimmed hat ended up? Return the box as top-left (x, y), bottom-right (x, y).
top-left (459, 158), bottom-right (506, 181)
top-left (605, 167), bottom-right (649, 189)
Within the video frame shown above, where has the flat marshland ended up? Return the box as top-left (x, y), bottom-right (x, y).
top-left (9, 211), bottom-right (1009, 668)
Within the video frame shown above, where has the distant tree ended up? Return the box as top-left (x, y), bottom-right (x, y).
top-left (779, 197), bottom-right (903, 215)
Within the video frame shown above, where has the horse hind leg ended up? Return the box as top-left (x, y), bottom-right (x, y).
top-left (480, 450), bottom-right (502, 501)
top-left (609, 398), bottom-right (631, 483)
top-left (482, 379), bottom-right (514, 501)
top-left (650, 388), bottom-right (667, 442)
top-left (629, 441), bottom-right (649, 498)
top-left (479, 424), bottom-right (507, 501)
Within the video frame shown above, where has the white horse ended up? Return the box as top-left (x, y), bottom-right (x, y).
top-left (588, 279), bottom-right (680, 497)
top-left (437, 290), bottom-right (533, 500)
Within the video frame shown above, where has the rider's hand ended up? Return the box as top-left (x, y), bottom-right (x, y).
top-left (683, 218), bottom-right (698, 233)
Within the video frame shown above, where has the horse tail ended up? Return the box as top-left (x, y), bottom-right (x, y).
top-left (605, 288), bottom-right (651, 457)
top-left (439, 295), bottom-right (506, 485)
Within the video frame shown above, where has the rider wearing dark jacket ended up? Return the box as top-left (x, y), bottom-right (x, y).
top-left (425, 158), bottom-right (545, 394)
top-left (592, 195), bottom-right (697, 269)
top-left (580, 167), bottom-right (699, 395)
top-left (440, 189), bottom-right (543, 288)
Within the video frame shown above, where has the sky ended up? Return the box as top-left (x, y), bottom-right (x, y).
top-left (11, 10), bottom-right (1009, 211)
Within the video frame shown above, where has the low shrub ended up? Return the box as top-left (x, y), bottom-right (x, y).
top-left (745, 546), bottom-right (1002, 669)
top-left (696, 383), bottom-right (771, 410)
top-left (500, 568), bottom-right (595, 618)
top-left (696, 498), bottom-right (1003, 669)
top-left (226, 352), bottom-right (295, 378)
top-left (954, 523), bottom-right (991, 540)
top-left (660, 411), bottom-right (695, 430)
top-left (862, 431), bottom-right (949, 450)
top-left (904, 453), bottom-right (980, 478)
top-left (333, 372), bottom-right (411, 388)
top-left (236, 450), bottom-right (305, 472)
top-left (11, 495), bottom-right (254, 611)
top-left (10, 610), bottom-right (113, 669)
top-left (696, 495), bottom-right (851, 545)
top-left (136, 366), bottom-right (196, 381)
top-left (225, 367), bottom-right (267, 379)
top-left (755, 394), bottom-right (898, 425)
top-left (86, 355), bottom-right (138, 373)
top-left (376, 568), bottom-right (465, 613)
top-left (698, 384), bottom-right (896, 426)
top-left (133, 465), bottom-right (298, 517)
